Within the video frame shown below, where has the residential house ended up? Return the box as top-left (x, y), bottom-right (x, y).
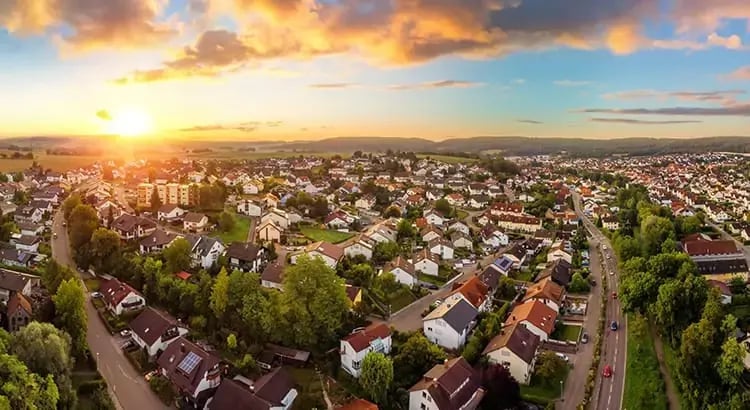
top-left (112, 214), bottom-right (157, 240)
top-left (336, 399), bottom-right (378, 410)
top-left (355, 195), bottom-right (376, 210)
top-left (0, 269), bottom-right (32, 304)
top-left (340, 323), bottom-right (392, 378)
top-left (139, 230), bottom-right (180, 254)
top-left (344, 235), bottom-right (375, 260)
top-left (256, 220), bottom-right (283, 243)
top-left (345, 285), bottom-right (363, 307)
top-left (504, 300), bottom-right (557, 342)
top-left (129, 307), bottom-right (189, 359)
top-left (261, 208), bottom-right (290, 230)
top-left (99, 278), bottom-right (145, 315)
top-left (158, 204), bottom-right (187, 221)
top-left (421, 226), bottom-right (444, 243)
top-left (157, 337), bottom-right (223, 407)
top-left (522, 277), bottom-right (566, 312)
top-left (261, 261), bottom-right (285, 291)
top-left (707, 279), bottom-right (733, 304)
top-left (448, 221), bottom-right (470, 236)
top-left (413, 249), bottom-right (439, 277)
top-left (423, 298), bottom-right (478, 350)
top-left (537, 259), bottom-right (573, 287)
top-left (14, 206), bottom-right (43, 224)
top-left (18, 222), bottom-right (43, 236)
top-left (495, 214), bottom-right (542, 233)
top-left (423, 210), bottom-right (445, 227)
top-left (489, 256), bottom-right (515, 276)
top-left (407, 357), bottom-right (485, 410)
top-left (450, 232), bottom-right (473, 250)
top-left (184, 212), bottom-right (209, 233)
top-left (14, 235), bottom-right (40, 253)
top-left (226, 242), bottom-right (265, 272)
top-left (205, 369), bottom-right (297, 410)
top-left (382, 256), bottom-right (418, 287)
top-left (468, 195), bottom-right (490, 209)
top-left (6, 293), bottom-right (32, 332)
top-left (325, 212), bottom-right (351, 229)
top-left (483, 323), bottom-right (540, 384)
top-left (428, 239), bottom-right (455, 260)
top-left (291, 242), bottom-right (343, 269)
top-left (0, 249), bottom-right (34, 267)
top-left (445, 277), bottom-right (492, 313)
top-left (547, 241), bottom-right (572, 264)
top-left (481, 225), bottom-right (509, 249)
top-left (187, 236), bottom-right (225, 269)
top-left (236, 199), bottom-right (262, 217)
top-left (601, 216), bottom-right (620, 231)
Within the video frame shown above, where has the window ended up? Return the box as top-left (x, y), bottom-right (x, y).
top-left (352, 360), bottom-right (361, 370)
top-left (420, 404), bottom-right (426, 410)
top-left (422, 392), bottom-right (427, 398)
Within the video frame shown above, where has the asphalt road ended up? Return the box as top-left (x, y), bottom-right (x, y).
top-left (573, 193), bottom-right (627, 410)
top-left (51, 210), bottom-right (168, 410)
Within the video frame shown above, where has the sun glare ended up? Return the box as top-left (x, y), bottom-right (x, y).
top-left (107, 108), bottom-right (153, 137)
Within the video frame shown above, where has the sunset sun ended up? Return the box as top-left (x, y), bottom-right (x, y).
top-left (106, 108), bottom-right (153, 137)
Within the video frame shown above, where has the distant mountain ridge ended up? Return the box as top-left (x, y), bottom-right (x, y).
top-left (2, 135), bottom-right (750, 157)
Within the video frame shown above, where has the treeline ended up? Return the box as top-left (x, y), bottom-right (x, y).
top-left (612, 186), bottom-right (749, 409)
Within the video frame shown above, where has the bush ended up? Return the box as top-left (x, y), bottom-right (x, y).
top-left (92, 386), bottom-right (115, 410)
top-left (78, 379), bottom-right (107, 395)
top-left (149, 375), bottom-right (175, 405)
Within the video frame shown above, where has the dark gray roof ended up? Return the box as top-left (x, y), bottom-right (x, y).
top-left (194, 236), bottom-right (222, 257)
top-left (139, 229), bottom-right (178, 247)
top-left (441, 299), bottom-right (478, 333)
top-left (129, 307), bottom-right (181, 346)
top-left (0, 269), bottom-right (29, 292)
top-left (227, 242), bottom-right (261, 261)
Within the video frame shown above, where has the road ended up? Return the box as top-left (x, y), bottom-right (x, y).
top-left (51, 211), bottom-right (168, 410)
top-left (560, 236), bottom-right (603, 409)
top-left (572, 193), bottom-right (627, 410)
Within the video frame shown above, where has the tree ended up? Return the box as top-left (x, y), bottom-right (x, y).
top-left (396, 219), bottom-right (415, 241)
top-left (728, 276), bottom-right (747, 295)
top-left (150, 189), bottom-right (161, 212)
top-left (62, 195), bottom-right (82, 221)
top-left (383, 206), bottom-right (401, 218)
top-left (480, 363), bottom-right (521, 410)
top-left (11, 322), bottom-right (75, 408)
top-left (359, 352), bottom-right (394, 404)
top-left (53, 279), bottom-right (88, 357)
top-left (163, 238), bottom-right (192, 274)
top-left (534, 352), bottom-right (566, 383)
top-left (717, 338), bottom-right (745, 389)
top-left (392, 333), bottom-right (446, 388)
top-left (0, 353), bottom-right (59, 410)
top-left (373, 241), bottom-right (400, 264)
top-left (344, 263), bottom-right (375, 287)
top-left (68, 204), bottom-right (99, 249)
top-left (620, 271), bottom-right (661, 314)
top-left (568, 272), bottom-right (591, 293)
top-left (651, 276), bottom-right (708, 346)
top-left (218, 212), bottom-right (236, 233)
top-left (281, 256), bottom-right (349, 347)
top-left (210, 267), bottom-right (230, 319)
top-left (434, 199), bottom-right (452, 216)
top-left (42, 260), bottom-right (76, 294)
top-left (226, 333), bottom-right (237, 351)
top-left (494, 276), bottom-right (517, 300)
top-left (640, 215), bottom-right (676, 256)
top-left (89, 228), bottom-right (122, 274)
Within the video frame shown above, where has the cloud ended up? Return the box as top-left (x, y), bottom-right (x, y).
top-left (0, 0), bottom-right (176, 50)
top-left (651, 32), bottom-right (744, 50)
top-left (590, 117), bottom-right (703, 124)
top-left (602, 89), bottom-right (746, 106)
top-left (96, 110), bottom-right (112, 121)
top-left (308, 83), bottom-right (358, 89)
top-left (517, 119), bottom-right (543, 124)
top-left (387, 80), bottom-right (483, 91)
top-left (579, 104), bottom-right (750, 116)
top-left (672, 0), bottom-right (750, 33)
top-left (707, 32), bottom-right (743, 49)
top-left (725, 66), bottom-right (750, 81)
top-left (554, 80), bottom-right (592, 87)
top-left (179, 120), bottom-right (284, 132)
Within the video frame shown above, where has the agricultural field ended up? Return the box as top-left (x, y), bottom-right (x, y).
top-left (416, 154), bottom-right (478, 164)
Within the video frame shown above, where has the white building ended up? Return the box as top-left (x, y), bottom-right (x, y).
top-left (423, 298), bottom-right (477, 350)
top-left (483, 323), bottom-right (540, 384)
top-left (129, 308), bottom-right (189, 358)
top-left (340, 324), bottom-right (392, 378)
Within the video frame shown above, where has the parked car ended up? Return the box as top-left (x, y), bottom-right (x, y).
top-left (119, 329), bottom-right (131, 338)
top-left (610, 321), bottom-right (618, 331)
top-left (581, 332), bottom-right (589, 344)
top-left (420, 282), bottom-right (439, 290)
top-left (611, 291), bottom-right (617, 299)
top-left (53, 233), bottom-right (58, 239)
top-left (555, 353), bottom-right (569, 362)
top-left (603, 365), bottom-right (613, 378)
top-left (145, 370), bottom-right (158, 382)
top-left (90, 292), bottom-right (102, 298)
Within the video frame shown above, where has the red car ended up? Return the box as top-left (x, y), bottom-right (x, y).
top-left (612, 291), bottom-right (618, 299)
top-left (603, 365), bottom-right (613, 378)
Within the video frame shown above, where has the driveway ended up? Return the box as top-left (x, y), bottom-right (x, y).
top-left (51, 210), bottom-right (169, 410)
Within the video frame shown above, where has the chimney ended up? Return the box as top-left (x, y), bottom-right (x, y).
top-left (180, 343), bottom-right (185, 353)
top-left (443, 359), bottom-right (449, 367)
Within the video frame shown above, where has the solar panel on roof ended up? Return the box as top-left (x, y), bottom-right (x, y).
top-left (177, 351), bottom-right (202, 374)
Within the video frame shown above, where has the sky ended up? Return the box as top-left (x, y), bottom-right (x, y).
top-left (0, 0), bottom-right (749, 141)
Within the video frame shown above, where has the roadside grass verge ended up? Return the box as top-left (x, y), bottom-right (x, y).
top-left (623, 314), bottom-right (668, 410)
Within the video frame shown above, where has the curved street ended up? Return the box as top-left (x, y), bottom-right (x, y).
top-left (51, 210), bottom-right (169, 410)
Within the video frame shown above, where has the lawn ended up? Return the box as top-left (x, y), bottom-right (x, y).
top-left (418, 273), bottom-right (447, 286)
top-left (290, 368), bottom-right (326, 410)
top-left (416, 154), bottom-right (479, 164)
top-left (521, 365), bottom-right (569, 404)
top-left (623, 315), bottom-right (668, 410)
top-left (455, 209), bottom-right (469, 220)
top-left (552, 324), bottom-right (582, 342)
top-left (84, 278), bottom-right (101, 292)
top-left (212, 213), bottom-right (251, 244)
top-left (300, 226), bottom-right (355, 244)
top-left (513, 270), bottom-right (536, 282)
top-left (389, 289), bottom-right (418, 313)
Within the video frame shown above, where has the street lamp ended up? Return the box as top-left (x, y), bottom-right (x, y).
top-left (560, 380), bottom-right (564, 402)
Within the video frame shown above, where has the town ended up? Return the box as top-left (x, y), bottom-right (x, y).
top-left (1, 151), bottom-right (749, 410)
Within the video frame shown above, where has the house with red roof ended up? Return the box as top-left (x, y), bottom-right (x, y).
top-left (99, 278), bottom-right (145, 315)
top-left (444, 276), bottom-right (492, 313)
top-left (340, 323), bottom-right (392, 378)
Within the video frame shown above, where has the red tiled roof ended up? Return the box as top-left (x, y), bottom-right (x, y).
top-left (175, 271), bottom-right (192, 281)
top-left (342, 323), bottom-right (391, 353)
top-left (450, 277), bottom-right (489, 309)
top-left (683, 240), bottom-right (740, 257)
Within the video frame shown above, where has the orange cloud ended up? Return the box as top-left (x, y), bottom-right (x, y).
top-left (606, 24), bottom-right (643, 55)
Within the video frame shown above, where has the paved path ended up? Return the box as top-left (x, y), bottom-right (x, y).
top-left (52, 210), bottom-right (169, 410)
top-left (651, 327), bottom-right (681, 410)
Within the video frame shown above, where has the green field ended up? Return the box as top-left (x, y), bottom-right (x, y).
top-left (552, 324), bottom-right (582, 342)
top-left (0, 153), bottom-right (103, 172)
top-left (416, 154), bottom-right (479, 164)
top-left (300, 226), bottom-right (355, 244)
top-left (520, 365), bottom-right (569, 404)
top-left (455, 209), bottom-right (469, 219)
top-left (212, 213), bottom-right (251, 244)
top-left (623, 315), bottom-right (668, 410)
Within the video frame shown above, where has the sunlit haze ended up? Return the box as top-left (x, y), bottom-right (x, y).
top-left (1, 0), bottom-right (749, 140)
